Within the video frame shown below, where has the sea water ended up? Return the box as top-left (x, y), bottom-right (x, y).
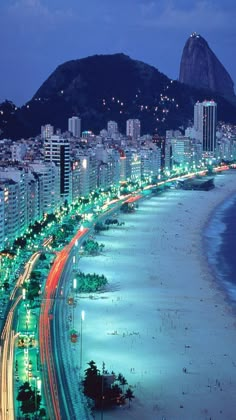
top-left (204, 192), bottom-right (236, 305)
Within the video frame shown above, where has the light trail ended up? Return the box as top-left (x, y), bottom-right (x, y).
top-left (10, 252), bottom-right (40, 300)
top-left (39, 228), bottom-right (89, 419)
top-left (125, 195), bottom-right (142, 203)
top-left (0, 251), bottom-right (40, 420)
top-left (0, 296), bottom-right (21, 420)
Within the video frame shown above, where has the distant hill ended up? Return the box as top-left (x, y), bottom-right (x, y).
top-left (179, 33), bottom-right (236, 103)
top-left (1, 53), bottom-right (236, 140)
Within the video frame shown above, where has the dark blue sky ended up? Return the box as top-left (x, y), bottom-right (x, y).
top-left (1, 0), bottom-right (236, 105)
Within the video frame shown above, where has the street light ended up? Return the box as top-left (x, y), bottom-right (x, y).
top-left (80, 310), bottom-right (85, 370)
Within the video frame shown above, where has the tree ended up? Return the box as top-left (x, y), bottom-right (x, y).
top-left (83, 361), bottom-right (102, 400)
top-left (39, 407), bottom-right (46, 418)
top-left (26, 281), bottom-right (40, 303)
top-left (125, 388), bottom-right (135, 408)
top-left (17, 381), bottom-right (41, 415)
top-left (83, 361), bottom-right (134, 411)
top-left (3, 281), bottom-right (10, 291)
top-left (14, 237), bottom-right (27, 249)
top-left (94, 222), bottom-right (109, 233)
top-left (75, 271), bottom-right (108, 293)
top-left (117, 373), bottom-right (128, 393)
top-left (39, 253), bottom-right (46, 261)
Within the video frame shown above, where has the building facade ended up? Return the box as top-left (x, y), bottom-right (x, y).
top-left (68, 117), bottom-right (81, 138)
top-left (194, 101), bottom-right (217, 158)
top-left (126, 119), bottom-right (141, 140)
top-left (44, 135), bottom-right (71, 202)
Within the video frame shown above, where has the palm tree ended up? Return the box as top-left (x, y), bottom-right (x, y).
top-left (120, 376), bottom-right (128, 393)
top-left (125, 388), bottom-right (135, 408)
top-left (117, 373), bottom-right (127, 393)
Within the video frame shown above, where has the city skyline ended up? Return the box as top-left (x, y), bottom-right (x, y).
top-left (1, 0), bottom-right (236, 105)
top-left (1, 2), bottom-right (236, 417)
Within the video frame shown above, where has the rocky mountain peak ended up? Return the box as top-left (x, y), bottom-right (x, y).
top-left (179, 33), bottom-right (235, 102)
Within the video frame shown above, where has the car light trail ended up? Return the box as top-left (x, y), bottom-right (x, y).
top-left (39, 227), bottom-right (89, 419)
top-left (0, 251), bottom-right (40, 420)
top-left (125, 195), bottom-right (142, 203)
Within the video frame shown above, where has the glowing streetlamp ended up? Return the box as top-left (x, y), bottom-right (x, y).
top-left (73, 278), bottom-right (77, 290)
top-left (80, 310), bottom-right (85, 370)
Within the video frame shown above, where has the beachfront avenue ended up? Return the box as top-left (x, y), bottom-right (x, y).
top-left (0, 177), bottom-right (140, 419)
top-left (0, 163), bottom-right (232, 419)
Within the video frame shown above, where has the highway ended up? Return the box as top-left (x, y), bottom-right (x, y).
top-left (0, 252), bottom-right (40, 420)
top-left (39, 228), bottom-right (90, 420)
top-left (49, 203), bottom-right (131, 419)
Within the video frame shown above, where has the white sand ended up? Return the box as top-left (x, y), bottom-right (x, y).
top-left (73, 170), bottom-right (236, 420)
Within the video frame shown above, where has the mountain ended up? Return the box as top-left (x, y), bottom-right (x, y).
top-left (179, 33), bottom-right (235, 102)
top-left (1, 53), bottom-right (236, 140)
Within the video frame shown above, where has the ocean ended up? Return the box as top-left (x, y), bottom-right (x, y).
top-left (204, 191), bottom-right (236, 306)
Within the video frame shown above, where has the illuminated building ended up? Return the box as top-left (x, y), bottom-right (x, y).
top-left (171, 137), bottom-right (193, 167)
top-left (164, 137), bottom-right (173, 171)
top-left (71, 160), bottom-right (80, 201)
top-left (140, 147), bottom-right (161, 178)
top-left (98, 162), bottom-right (109, 188)
top-left (29, 162), bottom-right (60, 215)
top-left (126, 119), bottom-right (141, 140)
top-left (107, 121), bottom-right (118, 138)
top-left (107, 148), bottom-right (121, 186)
top-left (194, 101), bottom-right (217, 157)
top-left (0, 167), bottom-right (27, 236)
top-left (11, 143), bottom-right (27, 162)
top-left (119, 150), bottom-right (126, 182)
top-left (27, 172), bottom-right (40, 225)
top-left (0, 179), bottom-right (20, 246)
top-left (68, 116), bottom-right (81, 138)
top-left (125, 149), bottom-right (141, 180)
top-left (41, 124), bottom-right (54, 140)
top-left (77, 156), bottom-right (90, 196)
top-left (44, 135), bottom-right (72, 202)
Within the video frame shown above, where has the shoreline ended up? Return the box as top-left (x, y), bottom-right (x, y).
top-left (204, 191), bottom-right (236, 310)
top-left (202, 177), bottom-right (236, 314)
top-left (73, 170), bottom-right (236, 419)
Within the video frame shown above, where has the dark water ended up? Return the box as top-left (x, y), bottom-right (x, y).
top-left (204, 193), bottom-right (236, 305)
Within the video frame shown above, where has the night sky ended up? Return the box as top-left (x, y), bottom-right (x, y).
top-left (1, 0), bottom-right (236, 106)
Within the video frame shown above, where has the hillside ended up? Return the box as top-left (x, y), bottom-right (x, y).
top-left (1, 53), bottom-right (236, 139)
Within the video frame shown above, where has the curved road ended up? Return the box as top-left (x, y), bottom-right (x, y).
top-left (0, 251), bottom-right (40, 420)
top-left (39, 228), bottom-right (90, 420)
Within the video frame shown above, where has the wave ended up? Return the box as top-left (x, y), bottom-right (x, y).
top-left (204, 193), bottom-right (236, 304)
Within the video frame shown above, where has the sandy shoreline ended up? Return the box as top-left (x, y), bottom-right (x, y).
top-left (73, 170), bottom-right (236, 420)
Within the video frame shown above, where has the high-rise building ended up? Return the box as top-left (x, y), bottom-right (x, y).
top-left (107, 121), bottom-right (118, 138)
top-left (140, 147), bottom-right (161, 179)
top-left (0, 167), bottom-right (27, 235)
top-left (164, 137), bottom-right (173, 171)
top-left (125, 149), bottom-right (141, 180)
top-left (0, 179), bottom-right (20, 246)
top-left (44, 135), bottom-right (71, 202)
top-left (107, 148), bottom-right (121, 186)
top-left (126, 119), bottom-right (141, 140)
top-left (29, 162), bottom-right (60, 214)
top-left (68, 116), bottom-right (81, 138)
top-left (41, 124), bottom-right (54, 140)
top-left (194, 101), bottom-right (217, 157)
top-left (11, 143), bottom-right (27, 162)
top-left (171, 137), bottom-right (193, 168)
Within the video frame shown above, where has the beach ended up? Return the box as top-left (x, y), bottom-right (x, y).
top-left (73, 170), bottom-right (236, 420)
